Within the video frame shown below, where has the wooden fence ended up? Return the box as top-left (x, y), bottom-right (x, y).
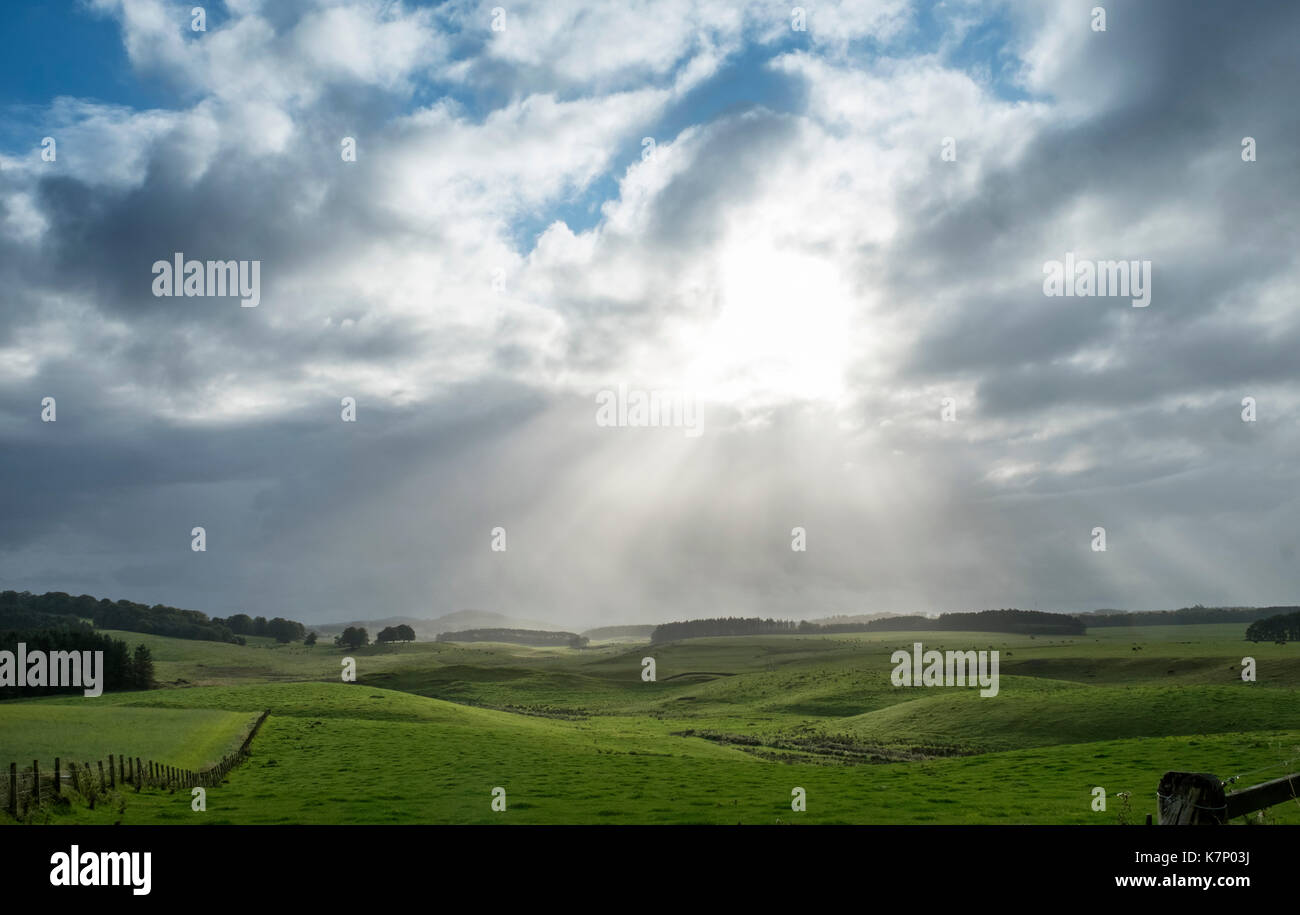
top-left (2, 709), bottom-right (268, 820)
top-left (1157, 769), bottom-right (1300, 824)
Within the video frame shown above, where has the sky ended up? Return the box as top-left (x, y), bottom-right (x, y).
top-left (0, 0), bottom-right (1297, 628)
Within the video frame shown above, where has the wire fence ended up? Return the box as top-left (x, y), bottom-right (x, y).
top-left (2, 709), bottom-right (267, 820)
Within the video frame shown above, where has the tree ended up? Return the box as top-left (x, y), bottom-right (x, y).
top-left (1247, 611), bottom-right (1300, 643)
top-left (378, 624), bottom-right (416, 644)
top-left (304, 631), bottom-right (317, 647)
top-left (334, 626), bottom-right (368, 649)
top-left (223, 613), bottom-right (254, 635)
top-left (0, 629), bottom-right (134, 699)
top-left (132, 644), bottom-right (155, 690)
top-left (267, 617), bottom-right (306, 643)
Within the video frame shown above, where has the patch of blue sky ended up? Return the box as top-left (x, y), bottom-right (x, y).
top-left (904, 0), bottom-right (1034, 102)
top-left (505, 35), bottom-right (811, 253)
top-left (0, 0), bottom-right (180, 150)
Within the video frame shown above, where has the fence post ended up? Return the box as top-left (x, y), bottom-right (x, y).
top-left (1158, 772), bottom-right (1226, 825)
top-left (135, 758), bottom-right (142, 792)
top-left (108, 755), bottom-right (116, 788)
top-left (8, 763), bottom-right (15, 815)
top-left (98, 761), bottom-right (106, 792)
top-left (53, 758), bottom-right (60, 797)
top-left (32, 760), bottom-right (39, 806)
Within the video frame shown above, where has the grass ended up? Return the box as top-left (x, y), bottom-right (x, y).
top-left (4, 622), bottom-right (1299, 825)
top-left (0, 705), bottom-right (262, 773)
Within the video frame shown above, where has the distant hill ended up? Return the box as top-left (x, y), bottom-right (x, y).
top-left (314, 610), bottom-right (565, 642)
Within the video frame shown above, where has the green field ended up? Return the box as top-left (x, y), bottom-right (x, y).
top-left (3, 623), bottom-right (1299, 824)
top-left (0, 705), bottom-right (263, 773)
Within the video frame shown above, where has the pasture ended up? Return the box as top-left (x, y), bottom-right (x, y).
top-left (3, 623), bottom-right (1298, 824)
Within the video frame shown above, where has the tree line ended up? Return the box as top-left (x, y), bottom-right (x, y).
top-left (435, 628), bottom-right (588, 648)
top-left (1082, 605), bottom-right (1297, 627)
top-left (650, 609), bottom-right (1085, 644)
top-left (1246, 610), bottom-right (1300, 643)
top-left (0, 590), bottom-right (310, 645)
top-left (330, 624), bottom-right (418, 649)
top-left (862, 609), bottom-right (1085, 635)
top-left (210, 613), bottom-right (308, 643)
top-left (0, 625), bottom-right (155, 699)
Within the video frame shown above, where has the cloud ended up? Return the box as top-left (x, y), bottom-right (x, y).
top-left (1, 0), bottom-right (1297, 623)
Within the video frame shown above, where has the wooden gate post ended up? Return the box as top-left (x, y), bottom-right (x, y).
top-left (1158, 771), bottom-right (1226, 824)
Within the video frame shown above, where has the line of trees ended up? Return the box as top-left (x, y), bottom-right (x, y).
top-left (650, 609), bottom-right (1085, 644)
top-left (1246, 610), bottom-right (1300, 643)
top-left (2, 590), bottom-right (239, 643)
top-left (582, 625), bottom-right (657, 640)
top-left (862, 609), bottom-right (1086, 635)
top-left (376, 625), bottom-right (416, 643)
top-left (0, 626), bottom-right (154, 698)
top-left (651, 618), bottom-right (802, 642)
top-left (212, 614), bottom-right (307, 643)
top-left (0, 591), bottom-right (312, 646)
top-left (1083, 605), bottom-right (1298, 627)
top-left (435, 628), bottom-right (588, 648)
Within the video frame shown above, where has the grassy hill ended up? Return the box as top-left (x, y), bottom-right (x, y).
top-left (0, 705), bottom-right (262, 773)
top-left (3, 622), bottom-right (1298, 824)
